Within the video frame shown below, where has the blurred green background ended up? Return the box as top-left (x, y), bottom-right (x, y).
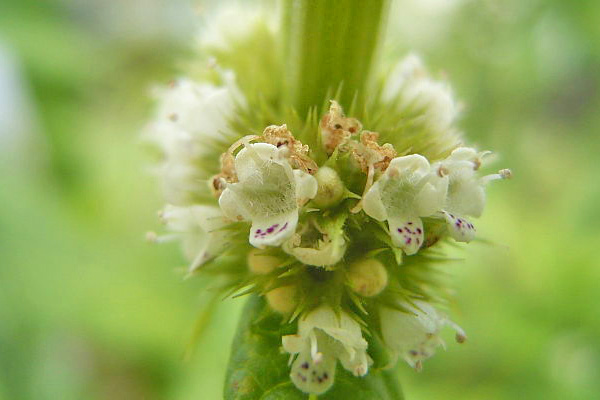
top-left (0, 0), bottom-right (598, 399)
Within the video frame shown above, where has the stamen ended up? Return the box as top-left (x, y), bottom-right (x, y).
top-left (309, 331), bottom-right (321, 363)
top-left (350, 163), bottom-right (376, 213)
top-left (480, 168), bottom-right (512, 185)
top-left (150, 233), bottom-right (179, 243)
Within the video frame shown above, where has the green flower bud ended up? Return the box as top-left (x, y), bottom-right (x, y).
top-left (347, 258), bottom-right (388, 297)
top-left (312, 167), bottom-right (345, 208)
top-left (265, 285), bottom-right (298, 314)
top-left (247, 249), bottom-right (280, 275)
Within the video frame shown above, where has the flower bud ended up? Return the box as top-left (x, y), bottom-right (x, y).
top-left (347, 258), bottom-right (388, 297)
top-left (247, 249), bottom-right (280, 275)
top-left (266, 285), bottom-right (298, 314)
top-left (312, 167), bottom-right (345, 208)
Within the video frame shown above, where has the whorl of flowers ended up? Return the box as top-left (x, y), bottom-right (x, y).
top-left (145, 13), bottom-right (510, 396)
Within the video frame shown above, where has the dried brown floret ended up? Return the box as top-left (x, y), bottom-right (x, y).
top-left (350, 131), bottom-right (397, 173)
top-left (320, 101), bottom-right (362, 154)
top-left (260, 124), bottom-right (318, 174)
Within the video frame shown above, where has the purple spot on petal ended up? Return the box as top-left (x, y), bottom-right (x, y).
top-left (416, 228), bottom-right (422, 234)
top-left (398, 228), bottom-right (403, 233)
top-left (277, 222), bottom-right (288, 233)
top-left (408, 222), bottom-right (413, 225)
top-left (406, 238), bottom-right (412, 244)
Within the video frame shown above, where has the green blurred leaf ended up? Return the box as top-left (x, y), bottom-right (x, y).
top-left (224, 295), bottom-right (403, 400)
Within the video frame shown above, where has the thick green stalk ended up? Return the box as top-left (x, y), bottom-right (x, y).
top-left (283, 0), bottom-right (390, 115)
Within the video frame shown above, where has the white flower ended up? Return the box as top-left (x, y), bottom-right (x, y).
top-left (380, 300), bottom-right (466, 371)
top-left (218, 143), bottom-right (317, 248)
top-left (282, 307), bottom-right (372, 395)
top-left (282, 214), bottom-right (347, 268)
top-left (382, 53), bottom-right (460, 133)
top-left (145, 72), bottom-right (245, 205)
top-left (155, 204), bottom-right (230, 273)
top-left (362, 154), bottom-right (447, 255)
top-left (434, 147), bottom-right (511, 242)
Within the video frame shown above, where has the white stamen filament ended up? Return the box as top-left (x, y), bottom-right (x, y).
top-left (480, 168), bottom-right (512, 185)
top-left (309, 331), bottom-right (322, 363)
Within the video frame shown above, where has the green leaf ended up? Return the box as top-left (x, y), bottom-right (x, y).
top-left (224, 295), bottom-right (403, 400)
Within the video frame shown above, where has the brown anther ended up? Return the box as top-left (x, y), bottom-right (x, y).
top-left (387, 167), bottom-right (399, 178)
top-left (437, 166), bottom-right (449, 177)
top-left (168, 112), bottom-right (178, 122)
top-left (210, 152), bottom-right (238, 197)
top-left (456, 333), bottom-right (467, 344)
top-left (499, 168), bottom-right (512, 179)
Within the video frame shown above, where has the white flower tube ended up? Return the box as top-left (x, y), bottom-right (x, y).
top-left (218, 143), bottom-right (317, 248)
top-left (380, 300), bottom-right (466, 371)
top-left (282, 307), bottom-right (372, 395)
top-left (362, 154), bottom-right (447, 255)
top-left (435, 147), bottom-right (511, 242)
top-left (157, 204), bottom-right (230, 273)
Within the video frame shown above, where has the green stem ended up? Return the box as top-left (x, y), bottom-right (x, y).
top-left (282, 0), bottom-right (390, 116)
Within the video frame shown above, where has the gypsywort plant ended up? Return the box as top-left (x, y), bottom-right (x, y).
top-left (145, 1), bottom-right (511, 398)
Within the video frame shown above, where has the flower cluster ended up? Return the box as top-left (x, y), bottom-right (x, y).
top-left (145, 20), bottom-right (510, 394)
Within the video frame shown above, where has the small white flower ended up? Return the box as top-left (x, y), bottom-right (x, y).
top-left (156, 204), bottom-right (230, 273)
top-left (218, 143), bottom-right (317, 248)
top-left (435, 147), bottom-right (511, 242)
top-left (382, 53), bottom-right (460, 133)
top-left (380, 300), bottom-right (466, 371)
top-left (362, 155), bottom-right (447, 255)
top-left (145, 72), bottom-right (245, 205)
top-left (282, 214), bottom-right (347, 268)
top-left (282, 307), bottom-right (372, 395)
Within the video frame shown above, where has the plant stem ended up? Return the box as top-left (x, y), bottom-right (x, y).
top-left (282, 0), bottom-right (390, 115)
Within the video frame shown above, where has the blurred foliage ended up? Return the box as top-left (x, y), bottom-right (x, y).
top-left (0, 0), bottom-right (598, 399)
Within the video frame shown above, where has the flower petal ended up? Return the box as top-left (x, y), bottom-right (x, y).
top-left (234, 142), bottom-right (283, 182)
top-left (387, 154), bottom-right (430, 177)
top-left (388, 216), bottom-right (424, 255)
top-left (249, 209), bottom-right (298, 248)
top-left (415, 177), bottom-right (447, 216)
top-left (282, 334), bottom-right (305, 355)
top-left (293, 169), bottom-right (318, 203)
top-left (380, 301), bottom-right (466, 370)
top-left (442, 211), bottom-right (476, 243)
top-left (218, 187), bottom-right (249, 222)
top-left (362, 180), bottom-right (387, 221)
top-left (337, 347), bottom-right (372, 377)
top-left (447, 175), bottom-right (486, 218)
top-left (290, 350), bottom-right (336, 395)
